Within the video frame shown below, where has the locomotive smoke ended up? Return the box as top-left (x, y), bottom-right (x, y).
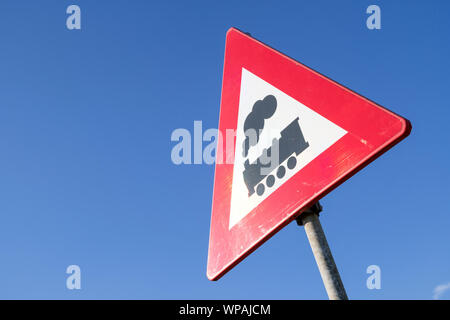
top-left (242, 95), bottom-right (277, 157)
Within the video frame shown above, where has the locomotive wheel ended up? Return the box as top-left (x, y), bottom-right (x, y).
top-left (287, 156), bottom-right (297, 170)
top-left (276, 165), bottom-right (286, 179)
top-left (266, 175), bottom-right (275, 187)
top-left (256, 183), bottom-right (265, 196)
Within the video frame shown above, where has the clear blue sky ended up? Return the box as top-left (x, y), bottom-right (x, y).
top-left (0, 0), bottom-right (449, 299)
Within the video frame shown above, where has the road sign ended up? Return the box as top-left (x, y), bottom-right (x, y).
top-left (207, 28), bottom-right (411, 281)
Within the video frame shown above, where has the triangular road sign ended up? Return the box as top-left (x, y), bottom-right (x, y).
top-left (207, 28), bottom-right (411, 280)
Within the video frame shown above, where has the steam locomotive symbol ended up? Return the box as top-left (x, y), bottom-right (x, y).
top-left (242, 96), bottom-right (309, 197)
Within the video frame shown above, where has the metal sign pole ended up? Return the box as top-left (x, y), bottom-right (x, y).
top-left (296, 202), bottom-right (348, 300)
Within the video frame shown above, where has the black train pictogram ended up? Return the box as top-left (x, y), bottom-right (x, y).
top-left (242, 95), bottom-right (309, 197)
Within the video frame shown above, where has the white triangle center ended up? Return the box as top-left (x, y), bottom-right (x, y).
top-left (228, 68), bottom-right (347, 229)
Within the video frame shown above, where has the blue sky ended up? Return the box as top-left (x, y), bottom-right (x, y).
top-left (0, 0), bottom-right (449, 299)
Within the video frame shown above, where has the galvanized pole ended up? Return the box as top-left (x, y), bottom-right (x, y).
top-left (296, 202), bottom-right (348, 300)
